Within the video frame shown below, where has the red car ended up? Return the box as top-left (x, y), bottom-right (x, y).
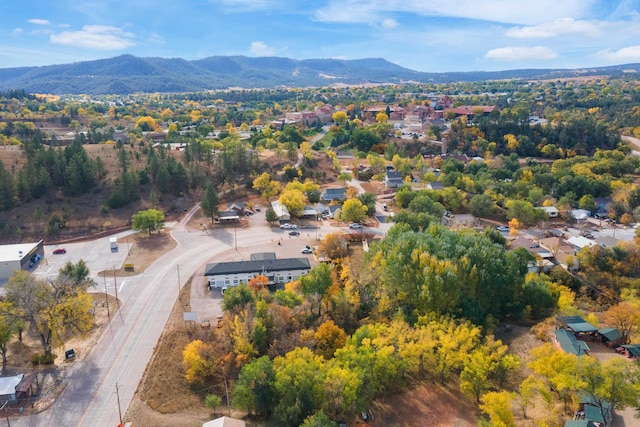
top-left (53, 248), bottom-right (66, 254)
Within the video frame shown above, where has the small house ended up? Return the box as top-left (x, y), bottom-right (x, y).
top-left (0, 374), bottom-right (24, 402)
top-left (541, 206), bottom-right (559, 218)
top-left (384, 171), bottom-right (404, 188)
top-left (271, 200), bottom-right (290, 222)
top-left (426, 181), bottom-right (444, 191)
top-left (597, 327), bottom-right (623, 347)
top-left (620, 344), bottom-right (640, 360)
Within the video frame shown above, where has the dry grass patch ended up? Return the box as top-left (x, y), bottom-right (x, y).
top-left (97, 231), bottom-right (176, 277)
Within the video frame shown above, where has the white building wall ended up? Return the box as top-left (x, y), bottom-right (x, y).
top-left (208, 268), bottom-right (308, 288)
top-left (0, 260), bottom-right (20, 282)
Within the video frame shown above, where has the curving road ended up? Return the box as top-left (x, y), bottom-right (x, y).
top-left (12, 206), bottom-right (283, 427)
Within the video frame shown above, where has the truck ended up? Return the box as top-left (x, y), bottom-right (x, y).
top-left (110, 237), bottom-right (118, 250)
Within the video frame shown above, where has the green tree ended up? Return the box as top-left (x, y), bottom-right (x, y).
top-left (0, 160), bottom-right (15, 211)
top-left (200, 184), bottom-right (220, 223)
top-left (469, 194), bottom-right (495, 218)
top-left (274, 347), bottom-right (326, 427)
top-left (222, 284), bottom-right (255, 312)
top-left (302, 411), bottom-right (338, 427)
top-left (265, 207), bottom-right (279, 224)
top-left (131, 209), bottom-right (165, 234)
top-left (205, 394), bottom-right (222, 415)
top-left (301, 264), bottom-right (333, 317)
top-left (505, 199), bottom-right (543, 225)
top-left (579, 194), bottom-right (598, 213)
top-left (233, 355), bottom-right (277, 418)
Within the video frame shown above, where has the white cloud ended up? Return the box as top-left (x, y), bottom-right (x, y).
top-left (381, 18), bottom-right (398, 29)
top-left (146, 32), bottom-right (165, 45)
top-left (506, 18), bottom-right (603, 38)
top-left (484, 45), bottom-right (558, 61)
top-left (28, 19), bottom-right (51, 25)
top-left (313, 0), bottom-right (594, 26)
top-left (250, 41), bottom-right (275, 56)
top-left (593, 45), bottom-right (640, 63)
top-left (12, 28), bottom-right (23, 36)
top-left (50, 25), bottom-right (135, 50)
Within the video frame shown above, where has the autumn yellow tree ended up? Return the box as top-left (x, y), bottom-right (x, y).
top-left (332, 111), bottom-right (347, 125)
top-left (603, 302), bottom-right (640, 344)
top-left (183, 339), bottom-right (218, 387)
top-left (314, 320), bottom-right (347, 359)
top-left (479, 391), bottom-right (516, 427)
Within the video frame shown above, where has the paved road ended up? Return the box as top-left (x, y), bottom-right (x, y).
top-left (14, 177), bottom-right (391, 426)
top-left (11, 207), bottom-right (284, 427)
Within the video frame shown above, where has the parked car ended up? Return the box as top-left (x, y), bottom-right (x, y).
top-left (496, 226), bottom-right (509, 232)
top-left (289, 231), bottom-right (300, 236)
top-left (53, 248), bottom-right (66, 254)
top-left (280, 223), bottom-right (297, 229)
top-left (349, 223), bottom-right (363, 229)
top-left (301, 247), bottom-right (313, 254)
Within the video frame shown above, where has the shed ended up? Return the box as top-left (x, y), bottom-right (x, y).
top-left (202, 416), bottom-right (246, 427)
top-left (621, 344), bottom-right (640, 359)
top-left (0, 374), bottom-right (24, 401)
top-left (598, 327), bottom-right (623, 347)
top-left (554, 329), bottom-right (590, 356)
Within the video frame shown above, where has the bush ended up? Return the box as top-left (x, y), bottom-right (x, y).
top-left (31, 353), bottom-right (57, 365)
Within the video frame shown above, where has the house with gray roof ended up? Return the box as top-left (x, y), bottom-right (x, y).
top-left (321, 187), bottom-right (346, 202)
top-left (384, 170), bottom-right (404, 188)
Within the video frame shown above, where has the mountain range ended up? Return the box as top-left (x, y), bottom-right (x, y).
top-left (0, 55), bottom-right (638, 95)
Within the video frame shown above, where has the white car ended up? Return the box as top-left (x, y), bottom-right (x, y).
top-left (301, 247), bottom-right (313, 254)
top-left (496, 225), bottom-right (509, 232)
top-left (349, 223), bottom-right (363, 229)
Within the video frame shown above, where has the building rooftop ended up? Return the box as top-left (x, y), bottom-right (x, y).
top-left (205, 258), bottom-right (311, 276)
top-left (0, 242), bottom-right (42, 263)
top-left (555, 329), bottom-right (590, 356)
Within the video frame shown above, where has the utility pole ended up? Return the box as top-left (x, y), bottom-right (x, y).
top-left (115, 383), bottom-right (123, 426)
top-left (112, 266), bottom-right (119, 307)
top-left (103, 274), bottom-right (110, 321)
top-left (176, 264), bottom-right (181, 294)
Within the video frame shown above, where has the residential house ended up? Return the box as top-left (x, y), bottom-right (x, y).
top-left (597, 327), bottom-right (623, 347)
top-left (0, 374), bottom-right (24, 402)
top-left (384, 170), bottom-right (404, 188)
top-left (541, 206), bottom-right (559, 218)
top-left (426, 182), bottom-right (444, 191)
top-left (321, 187), bottom-right (347, 202)
top-left (271, 200), bottom-right (290, 222)
top-left (567, 236), bottom-right (597, 251)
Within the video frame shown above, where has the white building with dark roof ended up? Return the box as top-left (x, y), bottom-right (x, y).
top-left (204, 256), bottom-right (311, 289)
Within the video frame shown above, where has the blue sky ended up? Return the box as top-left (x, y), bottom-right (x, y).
top-left (1, 0), bottom-right (640, 72)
